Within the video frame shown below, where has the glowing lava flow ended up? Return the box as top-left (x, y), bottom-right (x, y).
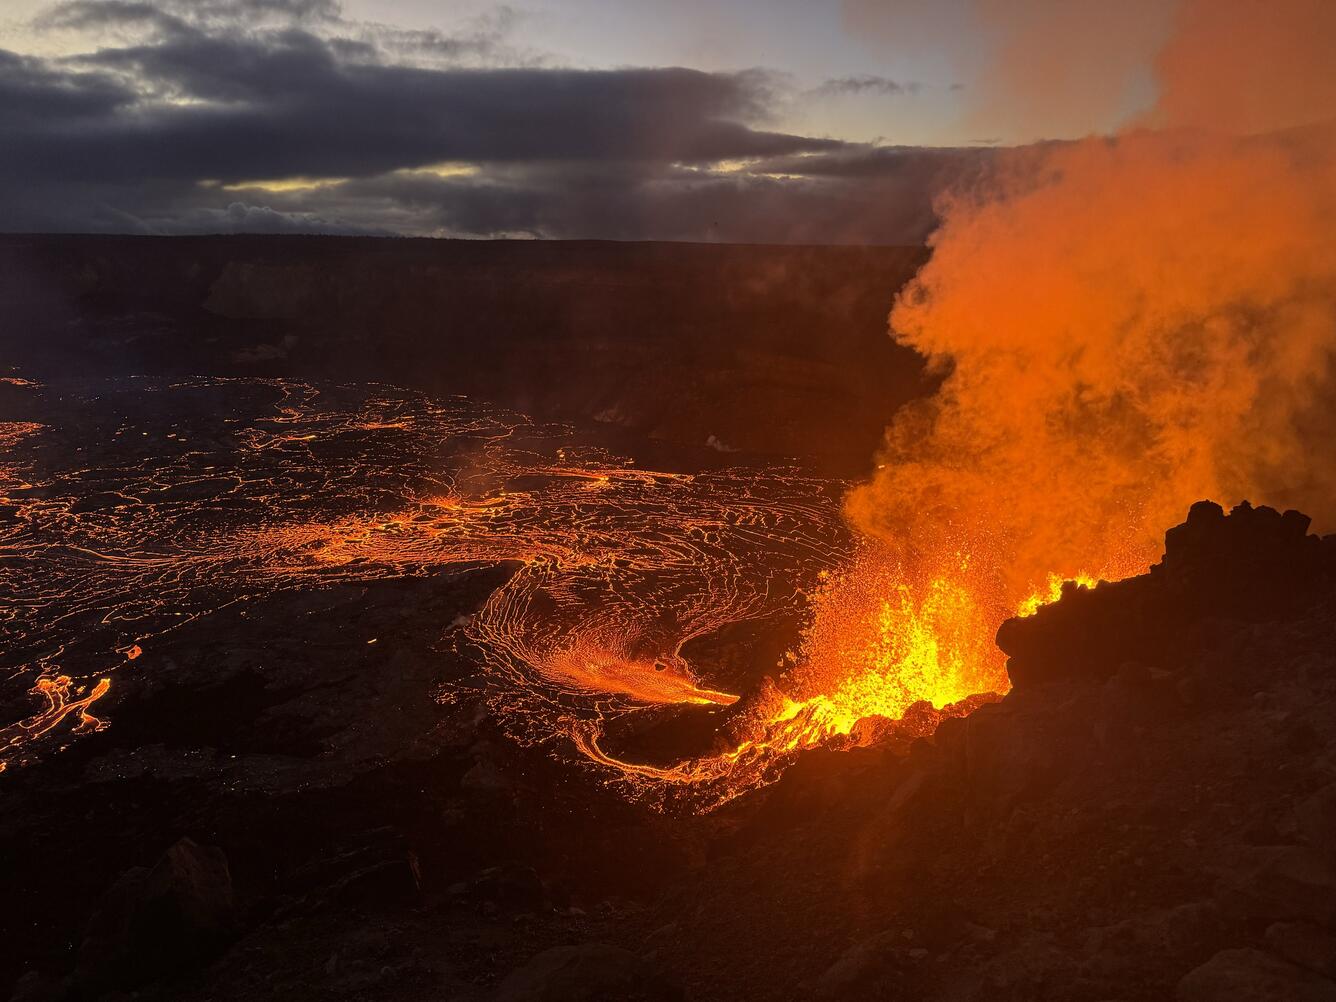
top-left (771, 542), bottom-right (1151, 750)
top-left (568, 546), bottom-right (1011, 805)
top-left (1016, 572), bottom-right (1102, 618)
top-left (0, 374), bottom-right (1145, 806)
top-left (0, 376), bottom-right (849, 786)
top-left (564, 537), bottom-right (1152, 809)
top-left (789, 549), bottom-right (1006, 735)
top-left (541, 640), bottom-right (738, 707)
top-left (0, 675), bottom-right (110, 773)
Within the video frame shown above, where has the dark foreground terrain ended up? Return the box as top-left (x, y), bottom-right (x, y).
top-left (4, 238), bottom-right (1336, 1001)
top-left (8, 500), bottom-right (1336, 1002)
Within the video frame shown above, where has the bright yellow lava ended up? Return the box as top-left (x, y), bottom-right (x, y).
top-left (781, 549), bottom-right (1008, 742)
top-left (1016, 571), bottom-right (1103, 617)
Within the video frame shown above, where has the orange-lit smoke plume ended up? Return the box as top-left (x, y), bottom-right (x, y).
top-left (845, 0), bottom-right (1336, 609)
top-left (774, 0), bottom-right (1336, 731)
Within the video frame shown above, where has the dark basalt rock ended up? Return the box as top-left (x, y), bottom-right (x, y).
top-left (281, 826), bottom-right (422, 913)
top-left (1266, 922), bottom-right (1336, 979)
top-left (1176, 948), bottom-right (1336, 1001)
top-left (807, 928), bottom-right (943, 1000)
top-left (452, 863), bottom-right (548, 910)
top-left (495, 943), bottom-right (684, 1002)
top-left (1160, 501), bottom-right (1331, 616)
top-left (998, 500), bottom-right (1336, 687)
top-left (74, 837), bottom-right (235, 993)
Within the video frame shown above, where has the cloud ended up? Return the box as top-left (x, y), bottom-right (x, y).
top-left (36, 1), bottom-right (191, 35)
top-left (0, 0), bottom-right (978, 242)
top-left (6, 12), bottom-right (838, 183)
top-left (166, 147), bottom-right (977, 243)
top-left (753, 144), bottom-right (986, 179)
top-left (38, 0), bottom-right (338, 32)
top-left (809, 74), bottom-right (922, 98)
top-left (0, 47), bottom-right (134, 127)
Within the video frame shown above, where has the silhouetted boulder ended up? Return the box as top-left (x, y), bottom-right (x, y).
top-left (6, 971), bottom-right (63, 1002)
top-left (1160, 501), bottom-right (1330, 616)
top-left (74, 837), bottom-right (235, 992)
top-left (1214, 845), bottom-right (1336, 925)
top-left (452, 864), bottom-right (547, 909)
top-left (808, 929), bottom-right (941, 1000)
top-left (1297, 783), bottom-right (1336, 863)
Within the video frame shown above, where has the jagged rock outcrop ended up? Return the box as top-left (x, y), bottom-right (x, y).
top-left (998, 500), bottom-right (1336, 686)
top-left (648, 501), bottom-right (1336, 1001)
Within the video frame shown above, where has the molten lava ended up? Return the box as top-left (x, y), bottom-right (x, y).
top-left (0, 675), bottom-right (110, 773)
top-left (0, 374), bottom-right (1159, 805)
top-left (0, 376), bottom-right (856, 790)
top-left (790, 546), bottom-right (1008, 737)
top-left (0, 373), bottom-right (1161, 808)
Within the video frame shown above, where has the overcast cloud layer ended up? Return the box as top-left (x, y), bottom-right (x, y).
top-left (0, 0), bottom-right (981, 241)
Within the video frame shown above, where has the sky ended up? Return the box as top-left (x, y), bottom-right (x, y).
top-left (0, 0), bottom-right (1180, 241)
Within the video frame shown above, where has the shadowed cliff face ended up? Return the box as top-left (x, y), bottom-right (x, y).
top-left (0, 235), bottom-right (929, 474)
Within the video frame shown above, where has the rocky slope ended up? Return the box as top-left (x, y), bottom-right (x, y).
top-left (660, 500), bottom-right (1336, 1000)
top-left (7, 501), bottom-right (1336, 1001)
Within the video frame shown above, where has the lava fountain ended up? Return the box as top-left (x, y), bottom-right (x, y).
top-left (821, 0), bottom-right (1336, 755)
top-left (640, 0), bottom-right (1336, 796)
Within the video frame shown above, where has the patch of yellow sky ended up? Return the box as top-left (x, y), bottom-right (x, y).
top-left (209, 161), bottom-right (482, 193)
top-left (212, 157), bottom-right (811, 193)
top-left (678, 155), bottom-right (820, 181)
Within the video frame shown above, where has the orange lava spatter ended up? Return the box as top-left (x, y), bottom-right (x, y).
top-left (791, 546), bottom-right (1008, 735)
